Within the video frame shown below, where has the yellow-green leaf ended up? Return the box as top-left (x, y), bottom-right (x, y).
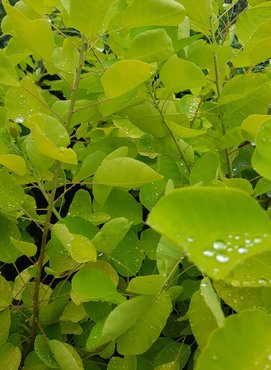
top-left (4, 3), bottom-right (54, 59)
top-left (101, 60), bottom-right (154, 98)
top-left (0, 154), bottom-right (27, 176)
top-left (10, 237), bottom-right (37, 257)
top-left (27, 119), bottom-right (77, 165)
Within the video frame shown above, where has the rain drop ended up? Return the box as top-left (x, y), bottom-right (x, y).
top-left (216, 254), bottom-right (230, 263)
top-left (213, 240), bottom-right (227, 250)
top-left (237, 247), bottom-right (248, 254)
top-left (254, 237), bottom-right (262, 244)
top-left (203, 250), bottom-right (214, 257)
top-left (258, 279), bottom-right (267, 286)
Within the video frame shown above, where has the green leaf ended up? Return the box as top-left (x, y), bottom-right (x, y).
top-left (123, 0), bottom-right (185, 27)
top-left (0, 309), bottom-right (11, 343)
top-left (127, 29), bottom-right (174, 62)
top-left (5, 78), bottom-right (50, 123)
top-left (101, 60), bottom-right (154, 98)
top-left (87, 295), bottom-right (152, 350)
top-left (4, 3), bottom-right (54, 59)
top-left (0, 155), bottom-right (27, 176)
top-left (127, 275), bottom-right (165, 295)
top-left (0, 343), bottom-right (21, 370)
top-left (117, 291), bottom-right (172, 355)
top-left (154, 342), bottom-right (191, 370)
top-left (156, 236), bottom-right (183, 277)
top-left (87, 292), bottom-right (172, 354)
top-left (139, 228), bottom-right (161, 260)
top-left (254, 178), bottom-right (271, 197)
top-left (148, 187), bottom-right (271, 280)
top-left (166, 121), bottom-right (207, 138)
top-left (189, 290), bottom-right (219, 350)
top-left (0, 172), bottom-right (25, 218)
top-left (95, 157), bottom-right (163, 188)
top-left (48, 340), bottom-right (84, 370)
top-left (252, 120), bottom-right (271, 180)
top-left (0, 51), bottom-right (19, 86)
top-left (10, 237), bottom-right (37, 257)
top-left (177, 0), bottom-right (214, 32)
top-left (0, 275), bottom-right (12, 310)
top-left (23, 351), bottom-right (53, 370)
top-left (60, 301), bottom-right (86, 323)
top-left (70, 0), bottom-right (115, 38)
top-left (196, 310), bottom-right (271, 370)
top-left (214, 280), bottom-right (271, 313)
top-left (222, 178), bottom-right (253, 195)
top-left (92, 218), bottom-right (132, 254)
top-left (73, 151), bottom-right (106, 182)
top-left (111, 229), bottom-right (144, 277)
top-left (160, 55), bottom-right (206, 93)
top-left (72, 269), bottom-right (125, 305)
top-left (34, 335), bottom-right (59, 368)
top-left (218, 74), bottom-right (271, 128)
top-left (68, 190), bottom-right (93, 220)
top-left (27, 116), bottom-right (77, 165)
top-left (0, 216), bottom-right (21, 263)
top-left (200, 278), bottom-right (225, 327)
top-left (98, 189), bottom-right (142, 225)
top-left (53, 224), bottom-right (97, 263)
top-left (121, 101), bottom-right (168, 138)
top-left (241, 114), bottom-right (270, 143)
top-left (189, 152), bottom-right (219, 185)
top-left (108, 356), bottom-right (137, 370)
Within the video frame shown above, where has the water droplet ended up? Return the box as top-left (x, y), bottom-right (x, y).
top-left (15, 116), bottom-right (24, 123)
top-left (213, 240), bottom-right (227, 250)
top-left (267, 354), bottom-right (271, 361)
top-left (203, 250), bottom-right (214, 257)
top-left (237, 247), bottom-right (248, 254)
top-left (254, 237), bottom-right (262, 244)
top-left (187, 237), bottom-right (194, 243)
top-left (216, 254), bottom-right (230, 263)
top-left (245, 239), bottom-right (251, 244)
top-left (258, 279), bottom-right (267, 286)
top-left (234, 235), bottom-right (240, 240)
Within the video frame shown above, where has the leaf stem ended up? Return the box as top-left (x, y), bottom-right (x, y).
top-left (210, 19), bottom-right (232, 178)
top-left (150, 92), bottom-right (191, 174)
top-left (28, 37), bottom-right (87, 354)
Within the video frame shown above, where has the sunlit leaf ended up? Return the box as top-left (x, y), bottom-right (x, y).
top-left (127, 275), bottom-right (165, 295)
top-left (127, 29), bottom-right (174, 62)
top-left (0, 154), bottom-right (26, 176)
top-left (70, 0), bottom-right (115, 38)
top-left (101, 60), bottom-right (154, 98)
top-left (148, 187), bottom-right (271, 281)
top-left (4, 3), bottom-right (54, 59)
top-left (27, 116), bottom-right (77, 165)
top-left (72, 269), bottom-right (125, 305)
top-left (48, 340), bottom-right (84, 370)
top-left (123, 0), bottom-right (185, 27)
top-left (10, 237), bottom-right (37, 257)
top-left (95, 157), bottom-right (163, 188)
top-left (160, 55), bottom-right (206, 93)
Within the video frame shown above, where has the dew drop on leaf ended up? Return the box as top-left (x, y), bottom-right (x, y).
top-left (216, 254), bottom-right (230, 263)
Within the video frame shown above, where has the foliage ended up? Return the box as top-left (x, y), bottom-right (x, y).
top-left (0, 0), bottom-right (271, 368)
